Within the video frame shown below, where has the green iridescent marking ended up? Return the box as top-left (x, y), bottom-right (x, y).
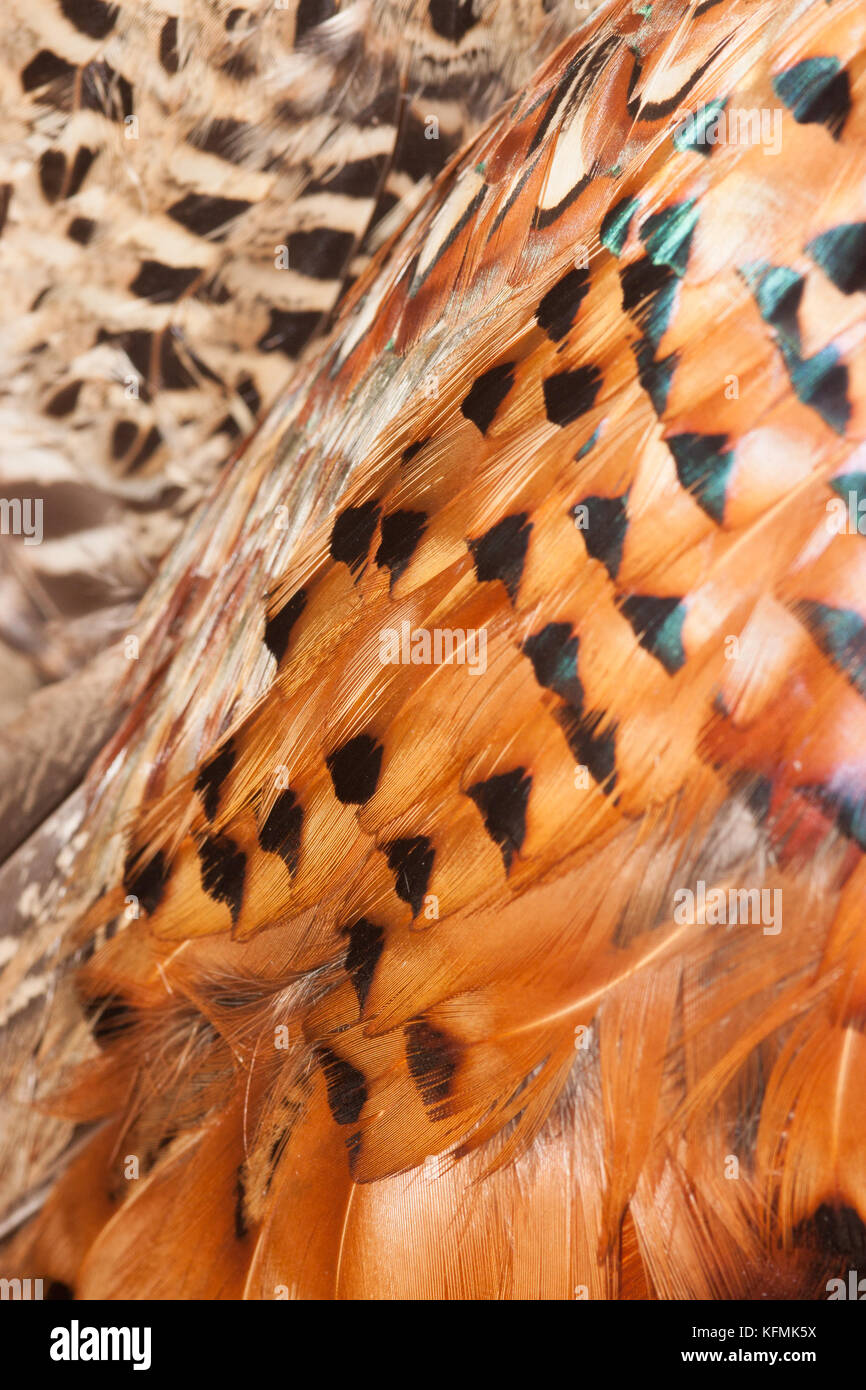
top-left (640, 199), bottom-right (699, 276)
top-left (673, 100), bottom-right (730, 157)
top-left (807, 223), bottom-right (866, 296)
top-left (799, 601), bottom-right (866, 699)
top-left (600, 195), bottom-right (639, 257)
top-left (667, 432), bottom-right (735, 524)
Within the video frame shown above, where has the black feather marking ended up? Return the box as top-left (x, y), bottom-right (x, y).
top-left (667, 432), bottom-right (735, 524)
top-left (22, 50), bottom-right (76, 95)
top-left (45, 380), bottom-right (83, 417)
top-left (194, 738), bottom-right (237, 822)
top-left (329, 499), bottom-right (381, 576)
top-left (80, 60), bottom-right (134, 122)
top-left (375, 510), bottom-right (427, 586)
top-left (796, 1204), bottom-right (866, 1261)
top-left (523, 623), bottom-right (583, 707)
top-left (60, 0), bottom-right (118, 39)
top-left (620, 594), bottom-right (686, 674)
top-left (342, 918), bottom-right (385, 1009)
top-left (257, 308), bottom-right (321, 356)
top-left (288, 228), bottom-right (356, 280)
top-left (189, 118), bottom-right (251, 164)
top-left (318, 1047), bottom-right (367, 1125)
top-left (84, 993), bottom-right (135, 1047)
top-left (295, 0), bottom-right (338, 42)
top-left (574, 492), bottom-right (629, 579)
top-left (620, 258), bottom-right (678, 352)
top-left (559, 708), bottom-right (618, 791)
top-left (543, 364), bottom-right (602, 427)
top-left (129, 260), bottom-right (199, 304)
top-left (468, 512), bottom-right (532, 603)
top-left (466, 768), bottom-right (531, 871)
top-left (405, 1018), bottom-right (460, 1109)
top-left (773, 58), bottom-right (851, 140)
top-left (67, 216), bottom-right (95, 244)
top-left (124, 848), bottom-right (169, 915)
top-left (264, 587), bottom-right (307, 665)
top-left (38, 149), bottom-right (66, 202)
top-left (325, 733), bottom-right (384, 805)
top-left (67, 145), bottom-right (96, 197)
top-left (111, 420), bottom-right (137, 459)
top-left (159, 17), bottom-right (179, 74)
top-left (234, 1168), bottom-right (248, 1239)
top-left (384, 837), bottom-right (434, 917)
top-left (428, 0), bottom-right (478, 42)
top-left (808, 223), bottom-right (866, 297)
top-left (259, 789), bottom-right (303, 874)
top-left (536, 267), bottom-right (591, 342)
top-left (461, 362), bottom-right (516, 434)
top-left (168, 193), bottom-right (252, 238)
top-left (198, 835), bottom-right (246, 926)
top-left (402, 438), bottom-right (429, 466)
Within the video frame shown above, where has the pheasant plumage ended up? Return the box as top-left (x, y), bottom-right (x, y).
top-left (0, 0), bottom-right (583, 692)
top-left (3, 0), bottom-right (866, 1300)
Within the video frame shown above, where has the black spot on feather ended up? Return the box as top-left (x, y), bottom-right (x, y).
top-left (796, 1204), bottom-right (866, 1262)
top-left (198, 834), bottom-right (246, 926)
top-left (111, 420), bottom-right (137, 459)
top-left (402, 438), bottom-right (429, 466)
top-left (466, 768), bottom-right (531, 872)
top-left (461, 362), bottom-right (515, 434)
top-left (67, 216), bottom-right (95, 244)
top-left (342, 918), bottom-right (385, 1009)
top-left (38, 149), bottom-right (66, 202)
top-left (84, 993), bottom-right (135, 1047)
top-left (406, 1018), bottom-right (460, 1109)
top-left (384, 837), bottom-right (434, 917)
top-left (67, 145), bottom-right (96, 196)
top-left (168, 193), bottom-right (252, 238)
top-left (45, 380), bottom-right (83, 417)
top-left (773, 58), bottom-right (851, 140)
top-left (329, 499), bottom-right (381, 576)
top-left (808, 223), bottom-right (866, 297)
top-left (295, 0), bottom-right (337, 41)
top-left (259, 788), bottom-right (303, 874)
top-left (264, 587), bottom-right (307, 665)
top-left (159, 17), bottom-right (179, 73)
top-left (318, 1047), bottom-right (366, 1125)
top-left (194, 738), bottom-right (236, 821)
top-left (257, 308), bottom-right (320, 356)
top-left (22, 50), bottom-right (76, 95)
top-left (559, 709), bottom-right (618, 791)
top-left (428, 0), bottom-right (478, 41)
top-left (543, 364), bottom-right (602, 427)
top-left (59, 0), bottom-right (118, 39)
top-left (375, 510), bottom-right (427, 586)
top-left (468, 512), bottom-right (532, 603)
top-left (667, 432), bottom-right (735, 524)
top-left (523, 623), bottom-right (582, 707)
top-left (189, 118), bottom-right (251, 164)
top-left (536, 267), bottom-right (590, 342)
top-left (574, 492), bottom-right (629, 579)
top-left (326, 733), bottom-right (383, 804)
top-left (234, 1168), bottom-right (248, 1239)
top-left (124, 848), bottom-right (169, 915)
top-left (288, 227), bottom-right (356, 280)
top-left (130, 260), bottom-right (199, 304)
top-left (620, 594), bottom-right (686, 674)
top-left (80, 60), bottom-right (133, 122)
